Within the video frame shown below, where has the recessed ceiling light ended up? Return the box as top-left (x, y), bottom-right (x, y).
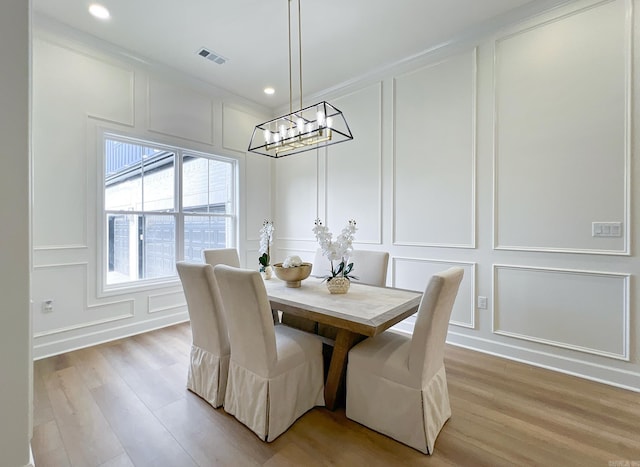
top-left (89, 4), bottom-right (110, 20)
top-left (264, 87), bottom-right (275, 95)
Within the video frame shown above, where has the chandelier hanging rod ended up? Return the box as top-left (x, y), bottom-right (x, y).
top-left (248, 0), bottom-right (353, 158)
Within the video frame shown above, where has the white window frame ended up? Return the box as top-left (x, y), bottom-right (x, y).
top-left (98, 131), bottom-right (238, 295)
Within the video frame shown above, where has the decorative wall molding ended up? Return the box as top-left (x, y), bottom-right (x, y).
top-left (33, 299), bottom-right (134, 338)
top-left (33, 261), bottom-right (88, 270)
top-left (493, 0), bottom-right (631, 255)
top-left (146, 78), bottom-right (215, 145)
top-left (33, 244), bottom-right (88, 251)
top-left (147, 290), bottom-right (186, 314)
top-left (326, 83), bottom-right (384, 245)
top-left (392, 257), bottom-right (476, 329)
top-left (392, 48), bottom-right (477, 248)
top-left (493, 264), bottom-right (630, 360)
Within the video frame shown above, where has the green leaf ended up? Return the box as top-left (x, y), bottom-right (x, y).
top-left (258, 252), bottom-right (269, 267)
top-left (344, 262), bottom-right (354, 275)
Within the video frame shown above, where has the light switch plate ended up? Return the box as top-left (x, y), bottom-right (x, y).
top-left (592, 222), bottom-right (622, 237)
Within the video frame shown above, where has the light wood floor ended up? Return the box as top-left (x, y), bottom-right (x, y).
top-left (32, 323), bottom-right (640, 466)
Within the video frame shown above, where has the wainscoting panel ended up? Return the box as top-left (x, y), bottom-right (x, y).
top-left (32, 263), bottom-right (135, 335)
top-left (493, 265), bottom-right (629, 360)
top-left (33, 245), bottom-right (88, 266)
top-left (147, 78), bottom-right (214, 144)
top-left (393, 49), bottom-right (476, 248)
top-left (274, 152), bottom-right (318, 241)
top-left (148, 290), bottom-right (186, 314)
top-left (245, 152), bottom-right (273, 242)
top-left (33, 38), bottom-right (135, 126)
top-left (326, 83), bottom-right (383, 244)
top-left (223, 104), bottom-right (265, 153)
top-left (494, 0), bottom-right (630, 253)
top-left (392, 258), bottom-right (475, 331)
top-left (32, 38), bottom-right (135, 248)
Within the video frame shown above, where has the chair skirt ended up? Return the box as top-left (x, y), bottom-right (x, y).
top-left (346, 344), bottom-right (451, 454)
top-left (223, 326), bottom-right (325, 441)
top-left (187, 344), bottom-right (230, 408)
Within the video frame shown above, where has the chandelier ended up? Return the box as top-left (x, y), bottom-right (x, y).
top-left (248, 0), bottom-right (353, 158)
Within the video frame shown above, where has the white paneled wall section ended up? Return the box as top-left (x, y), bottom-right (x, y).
top-left (275, 0), bottom-right (640, 391)
top-left (31, 19), bottom-right (272, 358)
top-left (30, 0), bottom-right (640, 391)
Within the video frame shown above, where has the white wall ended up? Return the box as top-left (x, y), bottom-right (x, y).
top-left (30, 17), bottom-right (273, 358)
top-left (30, 0), bottom-right (640, 392)
top-left (275, 0), bottom-right (640, 390)
top-left (0, 1), bottom-right (32, 466)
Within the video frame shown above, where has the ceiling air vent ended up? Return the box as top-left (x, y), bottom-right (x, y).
top-left (197, 47), bottom-right (228, 65)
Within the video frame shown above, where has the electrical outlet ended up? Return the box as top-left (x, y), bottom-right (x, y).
top-left (477, 296), bottom-right (487, 310)
top-left (42, 300), bottom-right (54, 313)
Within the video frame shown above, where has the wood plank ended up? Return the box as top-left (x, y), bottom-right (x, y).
top-left (32, 322), bottom-right (640, 466)
top-left (43, 366), bottom-right (125, 466)
top-left (31, 419), bottom-right (70, 467)
top-left (90, 378), bottom-right (197, 466)
top-left (97, 339), bottom-right (184, 411)
top-left (153, 395), bottom-right (269, 466)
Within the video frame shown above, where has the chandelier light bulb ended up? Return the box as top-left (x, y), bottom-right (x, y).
top-left (316, 110), bottom-right (326, 127)
top-left (263, 129), bottom-right (271, 143)
top-left (297, 117), bottom-right (305, 133)
top-left (326, 117), bottom-right (333, 128)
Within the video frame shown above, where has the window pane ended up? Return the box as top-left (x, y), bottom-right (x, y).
top-left (143, 154), bottom-right (175, 212)
top-left (103, 134), bottom-right (237, 289)
top-left (106, 213), bottom-right (135, 285)
top-left (183, 155), bottom-right (233, 214)
top-left (105, 177), bottom-right (141, 211)
top-left (184, 215), bottom-right (231, 263)
top-left (143, 215), bottom-right (176, 279)
top-left (209, 159), bottom-right (233, 214)
top-left (105, 139), bottom-right (165, 211)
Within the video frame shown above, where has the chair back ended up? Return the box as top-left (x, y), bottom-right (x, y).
top-left (408, 267), bottom-right (464, 380)
top-left (310, 248), bottom-right (328, 277)
top-left (176, 262), bottom-right (229, 356)
top-left (213, 265), bottom-right (277, 376)
top-left (203, 248), bottom-right (240, 268)
top-left (350, 250), bottom-right (389, 286)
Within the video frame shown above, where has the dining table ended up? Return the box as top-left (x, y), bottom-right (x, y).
top-left (263, 276), bottom-right (422, 410)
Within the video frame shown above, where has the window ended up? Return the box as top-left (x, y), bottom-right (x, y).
top-left (103, 134), bottom-right (236, 288)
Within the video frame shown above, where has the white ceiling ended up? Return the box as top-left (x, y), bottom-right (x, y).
top-left (31, 0), bottom-right (567, 111)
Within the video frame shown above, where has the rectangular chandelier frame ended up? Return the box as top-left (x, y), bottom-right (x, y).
top-left (248, 101), bottom-right (353, 158)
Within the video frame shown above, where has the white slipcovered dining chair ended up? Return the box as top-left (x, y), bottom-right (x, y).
top-left (310, 248), bottom-right (329, 278)
top-left (311, 248), bottom-right (389, 286)
top-left (176, 262), bottom-right (230, 408)
top-left (349, 249), bottom-right (390, 287)
top-left (213, 264), bottom-right (325, 441)
top-left (203, 248), bottom-right (240, 269)
top-left (346, 267), bottom-right (464, 454)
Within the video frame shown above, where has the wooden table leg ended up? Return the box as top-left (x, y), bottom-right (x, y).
top-left (324, 329), bottom-right (364, 410)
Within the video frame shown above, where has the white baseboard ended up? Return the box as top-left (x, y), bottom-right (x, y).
top-left (33, 312), bottom-right (189, 360)
top-left (26, 444), bottom-right (34, 467)
top-left (447, 331), bottom-right (640, 393)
